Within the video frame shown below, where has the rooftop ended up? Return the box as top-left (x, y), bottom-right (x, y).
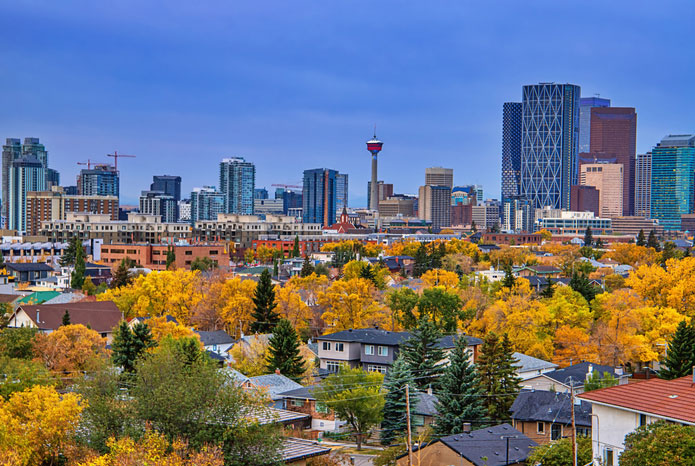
top-left (317, 328), bottom-right (482, 347)
top-left (512, 390), bottom-right (591, 427)
top-left (248, 373), bottom-right (303, 400)
top-left (281, 438), bottom-right (331, 463)
top-left (196, 329), bottom-right (235, 346)
top-left (544, 361), bottom-right (623, 387)
top-left (16, 301), bottom-right (122, 333)
top-left (513, 352), bottom-right (558, 373)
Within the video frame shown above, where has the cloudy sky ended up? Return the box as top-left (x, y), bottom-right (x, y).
top-left (1, 1), bottom-right (693, 205)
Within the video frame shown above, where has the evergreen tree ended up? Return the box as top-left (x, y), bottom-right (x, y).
top-left (273, 258), bottom-right (279, 278)
top-left (659, 320), bottom-right (695, 380)
top-left (583, 226), bottom-right (593, 247)
top-left (70, 239), bottom-right (86, 289)
top-left (647, 229), bottom-right (661, 251)
top-left (477, 333), bottom-right (521, 423)
top-left (0, 249), bottom-right (4, 269)
top-left (111, 258), bottom-right (133, 289)
top-left (250, 269), bottom-right (280, 333)
top-left (165, 246), bottom-right (176, 270)
top-left (686, 247), bottom-right (692, 258)
top-left (455, 264), bottom-right (464, 280)
top-left (540, 278), bottom-right (555, 298)
top-left (501, 265), bottom-right (516, 289)
top-left (430, 242), bottom-right (443, 269)
top-left (359, 263), bottom-right (378, 287)
top-left (413, 243), bottom-right (429, 278)
top-left (292, 236), bottom-right (300, 258)
top-left (60, 236), bottom-right (81, 266)
top-left (636, 229), bottom-right (646, 246)
top-left (400, 317), bottom-right (445, 390)
top-left (62, 310), bottom-right (71, 326)
top-left (381, 356), bottom-right (418, 445)
top-left (300, 255), bottom-right (315, 277)
top-left (265, 319), bottom-right (306, 381)
top-left (471, 221), bottom-right (477, 233)
top-left (569, 271), bottom-right (598, 303)
top-left (435, 336), bottom-right (488, 435)
top-left (111, 321), bottom-right (155, 373)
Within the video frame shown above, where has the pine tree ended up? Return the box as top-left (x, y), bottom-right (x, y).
top-left (471, 221), bottom-right (477, 233)
top-left (265, 319), bottom-right (306, 381)
top-left (62, 310), bottom-right (71, 326)
top-left (686, 247), bottom-right (692, 258)
top-left (292, 236), bottom-right (300, 258)
top-left (300, 255), bottom-right (315, 277)
top-left (381, 356), bottom-right (418, 445)
top-left (647, 230), bottom-right (661, 251)
top-left (250, 268), bottom-right (280, 333)
top-left (477, 332), bottom-right (521, 423)
top-left (659, 320), bottom-right (695, 380)
top-left (165, 246), bottom-right (176, 270)
top-left (60, 236), bottom-right (81, 266)
top-left (455, 264), bottom-right (464, 280)
top-left (594, 237), bottom-right (604, 249)
top-left (359, 263), bottom-right (377, 286)
top-left (636, 229), bottom-right (646, 246)
top-left (540, 278), bottom-right (555, 298)
top-left (583, 226), bottom-right (593, 247)
top-left (70, 239), bottom-right (86, 289)
top-left (400, 317), bottom-right (445, 390)
top-left (502, 265), bottom-right (516, 289)
top-left (273, 258), bottom-right (279, 278)
top-left (0, 249), bottom-right (4, 269)
top-left (435, 336), bottom-right (488, 435)
top-left (413, 243), bottom-right (429, 278)
top-left (111, 258), bottom-right (132, 289)
top-left (570, 271), bottom-right (598, 303)
top-left (111, 321), bottom-right (155, 373)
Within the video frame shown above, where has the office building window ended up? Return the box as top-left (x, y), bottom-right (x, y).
top-left (365, 345), bottom-right (375, 355)
top-left (377, 346), bottom-right (388, 356)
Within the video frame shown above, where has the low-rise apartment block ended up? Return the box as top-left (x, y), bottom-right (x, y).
top-left (101, 243), bottom-right (227, 270)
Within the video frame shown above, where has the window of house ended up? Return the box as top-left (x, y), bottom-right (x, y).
top-left (377, 346), bottom-right (388, 356)
top-left (315, 402), bottom-right (328, 414)
top-left (291, 399), bottom-right (304, 407)
top-left (365, 345), bottom-right (375, 355)
top-left (412, 415), bottom-right (425, 427)
top-left (604, 448), bottom-right (614, 466)
top-left (537, 422), bottom-right (545, 434)
top-left (367, 365), bottom-right (387, 374)
top-left (576, 427), bottom-right (590, 437)
top-left (185, 251), bottom-right (193, 255)
top-left (210, 250), bottom-right (218, 255)
top-left (322, 342), bottom-right (331, 351)
top-left (326, 361), bottom-right (341, 373)
top-left (336, 343), bottom-right (344, 352)
top-left (639, 413), bottom-right (647, 426)
top-left (551, 424), bottom-right (561, 441)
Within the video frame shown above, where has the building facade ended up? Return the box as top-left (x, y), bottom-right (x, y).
top-left (580, 163), bottom-right (624, 218)
top-left (418, 185), bottom-right (451, 230)
top-left (190, 186), bottom-right (225, 223)
top-left (520, 83), bottom-right (581, 210)
top-left (219, 157), bottom-right (255, 215)
top-left (501, 102), bottom-right (523, 224)
top-left (378, 197), bottom-right (416, 217)
top-left (151, 175), bottom-right (182, 220)
top-left (9, 156), bottom-right (45, 232)
top-left (101, 243), bottom-right (226, 271)
top-left (502, 196), bottom-right (534, 232)
top-left (424, 167), bottom-right (454, 188)
top-left (139, 190), bottom-right (177, 223)
top-left (367, 181), bottom-right (393, 211)
top-left (570, 185), bottom-right (600, 216)
top-left (535, 209), bottom-right (612, 235)
top-left (578, 97), bottom-right (610, 154)
top-left (650, 135), bottom-right (695, 230)
top-left (303, 168), bottom-right (338, 227)
top-left (78, 164), bottom-right (119, 198)
top-left (472, 203), bottom-right (500, 231)
top-left (635, 152), bottom-right (652, 218)
top-left (3, 137), bottom-right (51, 226)
top-left (335, 173), bottom-right (348, 221)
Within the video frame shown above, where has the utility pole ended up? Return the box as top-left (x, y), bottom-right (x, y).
top-left (405, 383), bottom-right (413, 466)
top-left (501, 435), bottom-right (518, 465)
top-left (570, 377), bottom-right (577, 466)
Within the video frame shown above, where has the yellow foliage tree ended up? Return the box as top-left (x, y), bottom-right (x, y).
top-left (553, 325), bottom-right (599, 367)
top-left (256, 245), bottom-right (276, 264)
top-left (420, 269), bottom-right (460, 290)
top-left (0, 385), bottom-right (84, 466)
top-left (32, 324), bottom-right (107, 375)
top-left (604, 243), bottom-right (659, 268)
top-left (626, 258), bottom-right (695, 315)
top-left (191, 276), bottom-right (257, 335)
top-left (361, 242), bottom-right (384, 258)
top-left (318, 278), bottom-right (389, 331)
top-left (384, 239), bottom-right (422, 257)
top-left (442, 238), bottom-right (480, 257)
top-left (544, 286), bottom-right (593, 330)
top-left (147, 315), bottom-right (202, 346)
top-left (275, 285), bottom-right (312, 334)
top-left (228, 336), bottom-right (269, 377)
top-left (288, 273), bottom-right (330, 306)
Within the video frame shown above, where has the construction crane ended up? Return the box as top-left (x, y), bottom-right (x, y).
top-left (77, 159), bottom-right (97, 170)
top-left (107, 151), bottom-right (136, 170)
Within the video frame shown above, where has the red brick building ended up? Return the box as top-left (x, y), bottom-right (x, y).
top-left (101, 243), bottom-right (227, 271)
top-left (570, 185), bottom-right (600, 216)
top-left (252, 238), bottom-right (328, 257)
top-left (482, 232), bottom-right (543, 245)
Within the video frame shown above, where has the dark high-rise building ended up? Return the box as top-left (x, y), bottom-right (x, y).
top-left (589, 107), bottom-right (637, 215)
top-left (501, 102), bottom-right (523, 226)
top-left (254, 188), bottom-right (269, 200)
top-left (9, 156), bottom-right (45, 232)
top-left (520, 83), bottom-right (581, 210)
top-left (151, 175), bottom-right (182, 220)
top-left (336, 173), bottom-right (348, 221)
top-left (579, 97), bottom-right (610, 154)
top-left (151, 175), bottom-right (182, 201)
top-left (219, 157), bottom-right (255, 215)
top-left (140, 190), bottom-right (177, 223)
top-left (2, 137), bottom-right (51, 223)
top-left (275, 188), bottom-right (303, 215)
top-left (303, 168), bottom-right (338, 227)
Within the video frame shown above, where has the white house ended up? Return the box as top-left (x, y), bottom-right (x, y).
top-left (578, 375), bottom-right (695, 465)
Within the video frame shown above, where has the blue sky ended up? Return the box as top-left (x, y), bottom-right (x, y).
top-left (1, 1), bottom-right (693, 205)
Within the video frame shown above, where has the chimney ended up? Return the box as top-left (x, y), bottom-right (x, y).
top-left (36, 310), bottom-right (40, 325)
top-left (586, 364), bottom-right (593, 381)
top-left (275, 368), bottom-right (281, 375)
top-left (463, 423), bottom-right (471, 433)
top-left (427, 387), bottom-right (433, 396)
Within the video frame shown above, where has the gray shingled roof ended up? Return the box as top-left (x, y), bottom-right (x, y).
top-left (413, 392), bottom-right (439, 417)
top-left (513, 352), bottom-right (558, 373)
top-left (544, 361), bottom-right (621, 387)
top-left (6, 262), bottom-right (53, 272)
top-left (318, 328), bottom-right (482, 347)
top-left (279, 385), bottom-right (316, 400)
top-left (437, 424), bottom-right (537, 466)
top-left (281, 438), bottom-right (331, 462)
top-left (248, 374), bottom-right (303, 400)
top-left (196, 330), bottom-right (235, 346)
top-left (42, 292), bottom-right (84, 305)
top-left (511, 390), bottom-right (591, 427)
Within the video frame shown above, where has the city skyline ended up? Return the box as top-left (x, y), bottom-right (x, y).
top-left (0, 2), bottom-right (693, 206)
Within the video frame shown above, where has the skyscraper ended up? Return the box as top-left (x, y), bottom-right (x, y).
top-left (151, 175), bottom-right (182, 201)
top-left (219, 157), bottom-right (255, 215)
top-left (336, 173), bottom-right (348, 221)
top-left (425, 167), bottom-right (454, 188)
top-left (580, 163), bottom-right (624, 218)
top-left (589, 107), bottom-right (637, 215)
top-left (501, 102), bottom-right (523, 203)
top-left (140, 191), bottom-right (177, 223)
top-left (78, 164), bottom-right (120, 198)
top-left (303, 168), bottom-right (338, 227)
top-left (2, 137), bottom-right (52, 224)
top-left (520, 83), bottom-right (581, 210)
top-left (190, 186), bottom-right (225, 224)
top-left (419, 167), bottom-right (452, 229)
top-left (578, 97), bottom-right (610, 154)
top-left (8, 156), bottom-right (45, 232)
top-left (650, 135), bottom-right (695, 230)
top-left (635, 152), bottom-right (652, 218)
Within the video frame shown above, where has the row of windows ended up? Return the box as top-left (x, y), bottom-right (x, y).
top-left (321, 342), bottom-right (389, 357)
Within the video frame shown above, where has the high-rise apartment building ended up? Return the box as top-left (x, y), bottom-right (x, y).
top-left (190, 186), bottom-right (225, 224)
top-left (178, 199), bottom-right (191, 222)
top-left (501, 102), bottom-right (523, 210)
top-left (635, 152), bottom-right (652, 218)
top-left (303, 168), bottom-right (338, 227)
top-left (336, 173), bottom-right (349, 221)
top-left (275, 188), bottom-right (303, 215)
top-left (8, 156), bottom-right (45, 232)
top-left (502, 196), bottom-right (533, 232)
top-left (589, 107), bottom-right (637, 215)
top-left (418, 185), bottom-right (451, 230)
top-left (520, 83), bottom-right (581, 210)
top-left (150, 175), bottom-right (182, 221)
top-left (650, 135), bottom-right (695, 231)
top-left (78, 164), bottom-right (120, 198)
top-left (2, 137), bottom-right (52, 224)
top-left (425, 167), bottom-right (454, 188)
top-left (140, 190), bottom-right (177, 223)
top-left (367, 181), bottom-right (394, 209)
top-left (578, 97), bottom-right (610, 154)
top-left (219, 157), bottom-right (255, 215)
top-left (580, 163), bottom-right (624, 218)
top-left (472, 203), bottom-right (501, 231)
top-left (254, 188), bottom-right (269, 200)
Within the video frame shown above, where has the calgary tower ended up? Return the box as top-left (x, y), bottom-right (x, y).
top-left (366, 131), bottom-right (383, 211)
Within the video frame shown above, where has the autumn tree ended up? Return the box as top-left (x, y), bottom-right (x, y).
top-left (0, 327), bottom-right (38, 359)
top-left (527, 437), bottom-right (592, 466)
top-left (659, 319), bottom-right (695, 380)
top-left (111, 321), bottom-right (155, 373)
top-left (477, 333), bottom-right (521, 423)
top-left (190, 275), bottom-right (256, 334)
top-left (250, 269), bottom-right (280, 333)
top-left (380, 355), bottom-right (417, 445)
top-left (420, 269), bottom-right (460, 290)
top-left (620, 421), bottom-right (695, 466)
top-left (191, 256), bottom-right (216, 272)
top-left (147, 315), bottom-right (201, 344)
top-left (265, 319), bottom-right (306, 382)
top-left (274, 285), bottom-right (312, 335)
top-left (32, 324), bottom-right (107, 374)
top-left (0, 357), bottom-right (53, 400)
top-left (228, 336), bottom-right (269, 376)
top-left (400, 317), bottom-right (445, 390)
top-left (315, 367), bottom-right (384, 450)
top-left (318, 278), bottom-right (388, 331)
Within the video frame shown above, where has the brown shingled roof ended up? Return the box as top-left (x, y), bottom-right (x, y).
top-left (0, 294), bottom-right (19, 303)
top-left (578, 376), bottom-right (695, 424)
top-left (18, 301), bottom-right (122, 333)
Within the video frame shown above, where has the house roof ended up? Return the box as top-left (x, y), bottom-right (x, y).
top-left (206, 350), bottom-right (226, 362)
top-left (42, 292), bottom-right (84, 305)
top-left (16, 301), bottom-right (122, 333)
top-left (15, 291), bottom-right (61, 305)
top-left (318, 328), bottom-right (483, 347)
top-left (511, 390), bottom-right (591, 427)
top-left (196, 329), bottom-right (235, 346)
top-left (281, 438), bottom-right (331, 463)
top-left (248, 373), bottom-right (303, 400)
top-left (251, 407), bottom-right (311, 426)
top-left (578, 376), bottom-right (695, 424)
top-left (514, 265), bottom-right (562, 274)
top-left (279, 385), bottom-right (317, 400)
top-left (413, 392), bottom-right (439, 417)
top-left (224, 367), bottom-right (250, 385)
top-left (544, 362), bottom-right (623, 387)
top-left (0, 293), bottom-right (20, 303)
top-left (6, 262), bottom-right (54, 272)
top-left (513, 352), bottom-right (558, 373)
top-left (408, 424), bottom-right (537, 466)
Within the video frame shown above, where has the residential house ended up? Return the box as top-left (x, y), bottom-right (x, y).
top-left (14, 291), bottom-right (60, 306)
top-left (513, 265), bottom-right (562, 279)
top-left (6, 262), bottom-right (54, 285)
top-left (316, 328), bottom-right (482, 375)
top-left (522, 362), bottom-right (628, 394)
top-left (513, 352), bottom-right (558, 380)
top-left (281, 438), bottom-right (331, 465)
top-left (396, 423), bottom-right (537, 466)
top-left (511, 390), bottom-right (591, 445)
top-left (247, 373), bottom-right (303, 409)
top-left (578, 375), bottom-right (695, 466)
top-left (128, 314), bottom-right (178, 328)
top-left (279, 385), bottom-right (340, 432)
top-left (412, 391), bottom-right (439, 434)
top-left (7, 300), bottom-right (123, 342)
top-left (85, 262), bottom-right (112, 285)
top-left (475, 267), bottom-right (507, 283)
top-left (381, 255), bottom-right (415, 275)
top-left (195, 329), bottom-right (235, 358)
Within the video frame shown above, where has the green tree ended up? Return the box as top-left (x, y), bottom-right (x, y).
top-left (266, 319), bottom-right (306, 382)
top-left (60, 236), bottom-right (81, 266)
top-left (584, 371), bottom-right (618, 392)
top-left (111, 321), bottom-right (155, 373)
top-left (191, 256), bottom-right (216, 272)
top-left (380, 356), bottom-right (417, 445)
top-left (314, 262), bottom-right (331, 277)
top-left (620, 421), bottom-right (695, 466)
top-left (0, 326), bottom-right (39, 359)
top-left (110, 258), bottom-right (134, 289)
top-left (661, 241), bottom-right (681, 265)
top-left (540, 278), bottom-right (555, 298)
top-left (502, 264), bottom-right (516, 289)
top-left (0, 357), bottom-right (53, 400)
top-left (636, 228), bottom-right (646, 246)
top-left (659, 320), bottom-right (695, 380)
top-left (471, 220), bottom-right (477, 233)
top-left (435, 336), bottom-right (487, 435)
top-left (62, 310), bottom-right (71, 326)
top-left (273, 258), bottom-right (279, 278)
top-left (477, 333), bottom-right (521, 422)
top-left (250, 268), bottom-right (280, 333)
top-left (82, 276), bottom-right (97, 296)
top-left (569, 271), bottom-right (598, 303)
top-left (359, 263), bottom-right (377, 286)
top-left (0, 249), bottom-right (4, 269)
top-left (165, 245), bottom-right (176, 270)
top-left (315, 367), bottom-right (384, 450)
top-left (594, 237), bottom-right (604, 249)
top-left (583, 226), bottom-right (593, 247)
top-left (413, 243), bottom-right (429, 278)
top-left (71, 239), bottom-right (86, 289)
top-left (300, 255), bottom-right (315, 277)
top-left (386, 288), bottom-right (420, 330)
top-left (400, 317), bottom-right (445, 390)
top-left (647, 229), bottom-right (661, 251)
top-left (527, 436), bottom-right (592, 466)
top-left (417, 287), bottom-right (466, 334)
top-left (292, 235), bottom-right (300, 258)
